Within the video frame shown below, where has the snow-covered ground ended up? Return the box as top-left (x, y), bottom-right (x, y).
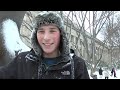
top-left (88, 69), bottom-right (120, 79)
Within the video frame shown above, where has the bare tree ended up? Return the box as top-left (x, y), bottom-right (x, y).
top-left (20, 11), bottom-right (36, 48)
top-left (64, 11), bottom-right (114, 76)
top-left (104, 12), bottom-right (120, 68)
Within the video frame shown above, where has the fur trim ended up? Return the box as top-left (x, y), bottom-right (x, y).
top-left (31, 12), bottom-right (70, 61)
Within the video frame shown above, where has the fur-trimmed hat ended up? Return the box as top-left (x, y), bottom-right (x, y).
top-left (33, 11), bottom-right (64, 32)
top-left (31, 11), bottom-right (70, 59)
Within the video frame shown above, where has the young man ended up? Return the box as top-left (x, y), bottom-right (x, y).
top-left (0, 12), bottom-right (90, 79)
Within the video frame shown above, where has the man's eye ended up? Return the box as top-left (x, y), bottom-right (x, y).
top-left (50, 30), bottom-right (56, 32)
top-left (38, 30), bottom-right (44, 33)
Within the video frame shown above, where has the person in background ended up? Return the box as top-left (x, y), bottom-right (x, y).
top-left (70, 49), bottom-right (75, 59)
top-left (99, 67), bottom-right (103, 78)
top-left (111, 67), bottom-right (117, 78)
top-left (104, 68), bottom-right (109, 79)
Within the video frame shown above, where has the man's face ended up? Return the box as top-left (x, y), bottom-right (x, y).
top-left (37, 24), bottom-right (60, 57)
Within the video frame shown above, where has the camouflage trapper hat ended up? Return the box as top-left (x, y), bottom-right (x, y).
top-left (31, 11), bottom-right (70, 58)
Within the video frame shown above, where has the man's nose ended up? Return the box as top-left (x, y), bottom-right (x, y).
top-left (43, 32), bottom-right (50, 40)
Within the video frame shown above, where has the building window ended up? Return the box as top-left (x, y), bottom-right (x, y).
top-left (79, 39), bottom-right (82, 45)
top-left (71, 35), bottom-right (74, 42)
top-left (74, 36), bottom-right (76, 44)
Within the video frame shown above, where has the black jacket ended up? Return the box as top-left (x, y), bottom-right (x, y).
top-left (99, 68), bottom-right (103, 75)
top-left (0, 49), bottom-right (90, 79)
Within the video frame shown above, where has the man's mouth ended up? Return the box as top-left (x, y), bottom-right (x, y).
top-left (43, 43), bottom-right (53, 46)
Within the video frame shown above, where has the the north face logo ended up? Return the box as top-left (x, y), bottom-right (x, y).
top-left (61, 71), bottom-right (70, 75)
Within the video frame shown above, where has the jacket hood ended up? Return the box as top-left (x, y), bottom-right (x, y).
top-left (31, 12), bottom-right (70, 61)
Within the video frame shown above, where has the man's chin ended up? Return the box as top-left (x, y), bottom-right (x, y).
top-left (43, 50), bottom-right (53, 54)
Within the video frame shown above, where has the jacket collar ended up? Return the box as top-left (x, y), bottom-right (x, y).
top-left (25, 49), bottom-right (71, 70)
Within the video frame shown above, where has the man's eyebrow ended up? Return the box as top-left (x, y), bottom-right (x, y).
top-left (38, 28), bottom-right (44, 30)
top-left (50, 27), bottom-right (57, 29)
top-left (49, 27), bottom-right (58, 29)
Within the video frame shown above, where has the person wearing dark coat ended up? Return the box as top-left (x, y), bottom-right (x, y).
top-left (111, 68), bottom-right (117, 78)
top-left (70, 49), bottom-right (75, 59)
top-left (99, 67), bottom-right (103, 78)
top-left (0, 12), bottom-right (90, 79)
top-left (99, 67), bottom-right (103, 75)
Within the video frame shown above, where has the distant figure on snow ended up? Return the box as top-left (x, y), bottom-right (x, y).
top-left (104, 68), bottom-right (109, 79)
top-left (99, 67), bottom-right (103, 78)
top-left (111, 67), bottom-right (117, 78)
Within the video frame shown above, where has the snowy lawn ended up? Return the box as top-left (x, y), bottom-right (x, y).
top-left (88, 69), bottom-right (120, 79)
